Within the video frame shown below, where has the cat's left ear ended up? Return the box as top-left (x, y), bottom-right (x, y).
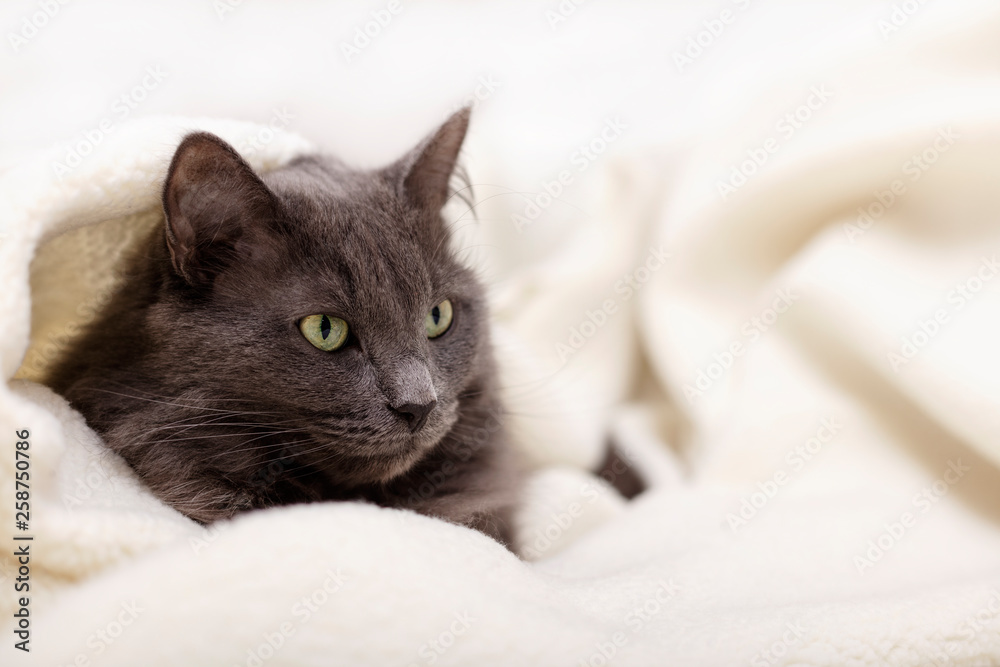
top-left (162, 132), bottom-right (281, 287)
top-left (388, 107), bottom-right (470, 214)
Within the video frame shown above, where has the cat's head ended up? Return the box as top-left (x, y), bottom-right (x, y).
top-left (153, 108), bottom-right (488, 488)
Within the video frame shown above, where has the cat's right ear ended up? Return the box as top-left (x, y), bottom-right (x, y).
top-left (162, 132), bottom-right (280, 287)
top-left (387, 107), bottom-right (471, 218)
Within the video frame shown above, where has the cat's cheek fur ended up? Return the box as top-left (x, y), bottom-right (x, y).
top-left (45, 108), bottom-right (523, 549)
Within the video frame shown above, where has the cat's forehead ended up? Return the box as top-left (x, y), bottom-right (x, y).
top-left (260, 156), bottom-right (457, 306)
top-left (266, 157), bottom-right (409, 242)
top-left (264, 156), bottom-right (391, 215)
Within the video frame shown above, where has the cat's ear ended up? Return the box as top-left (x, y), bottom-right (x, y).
top-left (390, 107), bottom-right (470, 214)
top-left (162, 132), bottom-right (280, 286)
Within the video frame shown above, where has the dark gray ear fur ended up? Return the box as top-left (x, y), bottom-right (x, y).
top-left (389, 107), bottom-right (471, 214)
top-left (162, 132), bottom-right (280, 286)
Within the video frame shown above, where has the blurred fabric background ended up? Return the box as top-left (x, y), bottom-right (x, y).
top-left (5, 1), bottom-right (1000, 665)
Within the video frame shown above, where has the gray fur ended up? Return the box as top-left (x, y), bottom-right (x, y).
top-left (47, 109), bottom-right (522, 549)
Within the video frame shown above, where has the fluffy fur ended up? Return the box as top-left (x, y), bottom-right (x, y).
top-left (47, 109), bottom-right (522, 548)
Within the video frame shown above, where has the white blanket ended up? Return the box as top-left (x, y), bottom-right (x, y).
top-left (5, 12), bottom-right (1000, 666)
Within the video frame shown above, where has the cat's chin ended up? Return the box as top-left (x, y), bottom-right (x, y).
top-left (307, 403), bottom-right (460, 487)
top-left (373, 405), bottom-right (462, 482)
top-left (377, 447), bottom-right (433, 482)
top-left (312, 440), bottom-right (432, 488)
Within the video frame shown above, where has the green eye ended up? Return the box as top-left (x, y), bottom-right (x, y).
top-left (299, 314), bottom-right (349, 351)
top-left (425, 300), bottom-right (453, 339)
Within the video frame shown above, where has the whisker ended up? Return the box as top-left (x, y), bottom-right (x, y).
top-left (78, 387), bottom-right (283, 416)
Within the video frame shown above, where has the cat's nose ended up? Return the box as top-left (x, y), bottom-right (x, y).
top-left (391, 400), bottom-right (437, 433)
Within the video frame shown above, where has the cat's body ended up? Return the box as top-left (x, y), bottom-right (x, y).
top-left (47, 110), bottom-right (522, 548)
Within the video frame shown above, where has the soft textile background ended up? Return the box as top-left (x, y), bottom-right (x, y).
top-left (3, 1), bottom-right (1000, 665)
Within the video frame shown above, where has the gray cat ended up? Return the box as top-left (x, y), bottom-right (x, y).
top-left (47, 109), bottom-right (522, 549)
